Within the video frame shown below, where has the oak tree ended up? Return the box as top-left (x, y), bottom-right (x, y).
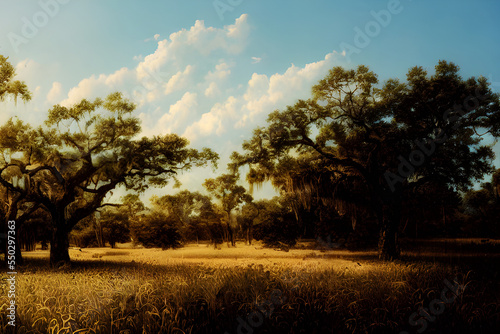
top-left (232, 61), bottom-right (500, 259)
top-left (1, 91), bottom-right (218, 266)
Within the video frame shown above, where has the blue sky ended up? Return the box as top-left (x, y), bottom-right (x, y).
top-left (1, 0), bottom-right (499, 202)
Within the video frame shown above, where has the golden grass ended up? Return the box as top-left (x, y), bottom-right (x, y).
top-left (1, 242), bottom-right (498, 333)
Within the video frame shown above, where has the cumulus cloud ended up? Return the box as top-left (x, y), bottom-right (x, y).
top-left (60, 67), bottom-right (132, 107)
top-left (235, 51), bottom-right (347, 128)
top-left (51, 14), bottom-right (348, 156)
top-left (204, 82), bottom-right (220, 98)
top-left (46, 82), bottom-right (63, 104)
top-left (58, 14), bottom-right (250, 112)
top-left (154, 92), bottom-right (198, 135)
top-left (164, 65), bottom-right (194, 95)
top-left (183, 96), bottom-right (239, 141)
top-left (205, 62), bottom-right (232, 81)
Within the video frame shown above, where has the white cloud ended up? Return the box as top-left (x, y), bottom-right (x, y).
top-left (154, 92), bottom-right (198, 135)
top-left (49, 14), bottom-right (348, 168)
top-left (59, 14), bottom-right (250, 111)
top-left (46, 82), bottom-right (63, 104)
top-left (60, 67), bottom-right (133, 107)
top-left (204, 82), bottom-right (220, 98)
top-left (174, 50), bottom-right (348, 147)
top-left (183, 96), bottom-right (239, 141)
top-left (205, 62), bottom-right (232, 81)
top-left (164, 65), bottom-right (194, 95)
top-left (236, 51), bottom-right (347, 128)
top-left (251, 57), bottom-right (262, 64)
top-left (136, 39), bottom-right (169, 82)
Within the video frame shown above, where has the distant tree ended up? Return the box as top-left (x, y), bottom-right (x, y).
top-left (70, 215), bottom-right (99, 248)
top-left (251, 197), bottom-right (299, 250)
top-left (100, 208), bottom-right (130, 248)
top-left (462, 169), bottom-right (500, 237)
top-left (203, 173), bottom-right (252, 246)
top-left (151, 190), bottom-right (216, 243)
top-left (18, 207), bottom-right (51, 251)
top-left (232, 61), bottom-right (500, 259)
top-left (401, 182), bottom-right (462, 238)
top-left (237, 201), bottom-right (260, 245)
top-left (131, 211), bottom-right (182, 249)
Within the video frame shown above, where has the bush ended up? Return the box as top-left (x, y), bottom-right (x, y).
top-left (131, 212), bottom-right (182, 249)
top-left (255, 212), bottom-right (299, 249)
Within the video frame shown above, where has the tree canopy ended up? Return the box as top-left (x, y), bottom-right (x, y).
top-left (232, 61), bottom-right (500, 259)
top-left (0, 57), bottom-right (219, 265)
top-left (203, 173), bottom-right (252, 246)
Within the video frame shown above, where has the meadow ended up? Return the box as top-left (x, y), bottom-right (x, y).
top-left (1, 240), bottom-right (499, 334)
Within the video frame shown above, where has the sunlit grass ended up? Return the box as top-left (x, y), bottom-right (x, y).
top-left (1, 242), bottom-right (498, 333)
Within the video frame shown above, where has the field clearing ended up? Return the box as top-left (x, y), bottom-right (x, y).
top-left (32, 243), bottom-right (378, 269)
top-left (1, 240), bottom-right (499, 333)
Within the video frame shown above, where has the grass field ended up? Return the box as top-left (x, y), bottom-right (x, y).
top-left (1, 239), bottom-right (499, 333)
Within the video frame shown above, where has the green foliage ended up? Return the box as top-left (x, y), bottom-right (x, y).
top-left (250, 197), bottom-right (299, 249)
top-left (150, 190), bottom-right (217, 243)
top-left (462, 169), bottom-right (500, 237)
top-left (131, 212), bottom-right (182, 250)
top-left (100, 209), bottom-right (131, 248)
top-left (0, 55), bottom-right (31, 102)
top-left (232, 61), bottom-right (500, 259)
top-left (203, 173), bottom-right (252, 214)
top-left (204, 173), bottom-right (252, 246)
top-left (70, 216), bottom-right (99, 248)
top-left (0, 69), bottom-right (218, 264)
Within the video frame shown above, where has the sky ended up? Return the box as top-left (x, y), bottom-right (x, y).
top-left (1, 0), bottom-right (499, 203)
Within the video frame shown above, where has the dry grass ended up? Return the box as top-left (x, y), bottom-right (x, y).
top-left (1, 241), bottom-right (499, 333)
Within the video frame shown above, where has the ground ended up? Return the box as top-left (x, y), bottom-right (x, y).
top-left (1, 239), bottom-right (499, 333)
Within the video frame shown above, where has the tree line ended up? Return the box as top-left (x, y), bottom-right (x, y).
top-left (1, 55), bottom-right (499, 267)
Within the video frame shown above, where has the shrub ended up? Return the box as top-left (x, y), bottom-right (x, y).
top-left (255, 212), bottom-right (299, 249)
top-left (131, 212), bottom-right (182, 249)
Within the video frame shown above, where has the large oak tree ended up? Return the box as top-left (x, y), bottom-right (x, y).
top-left (1, 91), bottom-right (218, 266)
top-left (232, 61), bottom-right (500, 259)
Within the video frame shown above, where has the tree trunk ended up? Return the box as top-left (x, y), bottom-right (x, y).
top-left (226, 222), bottom-right (235, 246)
top-left (378, 202), bottom-right (401, 260)
top-left (50, 213), bottom-right (70, 267)
top-left (378, 219), bottom-right (400, 260)
top-left (246, 227), bottom-right (252, 245)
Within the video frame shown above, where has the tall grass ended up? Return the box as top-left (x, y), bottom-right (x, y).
top-left (1, 246), bottom-right (499, 333)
